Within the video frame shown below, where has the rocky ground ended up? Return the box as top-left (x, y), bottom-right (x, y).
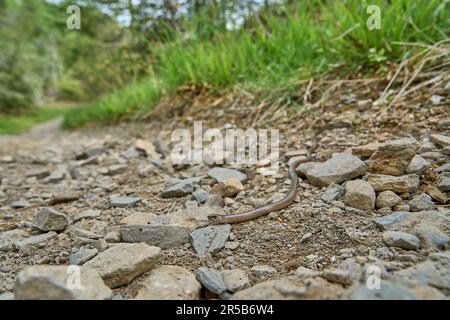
top-left (0, 77), bottom-right (449, 300)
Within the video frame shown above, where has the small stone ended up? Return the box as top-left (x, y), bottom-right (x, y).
top-left (306, 153), bottom-right (367, 187)
top-left (295, 162), bottom-right (320, 177)
top-left (408, 193), bottom-right (436, 212)
top-left (191, 224), bottom-right (231, 259)
top-left (368, 138), bottom-right (419, 176)
top-left (435, 163), bottom-right (450, 173)
top-left (205, 194), bottom-right (225, 207)
top-left (109, 196), bottom-right (141, 208)
top-left (121, 147), bottom-right (140, 159)
top-left (225, 241), bottom-right (240, 250)
top-left (120, 224), bottom-right (190, 249)
top-left (430, 95), bottom-right (444, 105)
top-left (161, 177), bottom-right (203, 198)
top-left (437, 177), bottom-right (450, 192)
top-left (135, 265), bottom-right (201, 300)
top-left (430, 134), bottom-right (450, 147)
top-left (33, 208), bottom-right (69, 232)
top-left (406, 155), bottom-right (430, 174)
top-left (72, 209), bottom-right (101, 222)
top-left (95, 239), bottom-right (108, 252)
top-left (376, 191), bottom-right (402, 209)
top-left (84, 243), bottom-right (161, 288)
top-left (196, 267), bottom-right (227, 295)
top-left (207, 167), bottom-right (247, 183)
top-left (211, 178), bottom-right (244, 198)
top-left (414, 225), bottom-right (450, 250)
top-left (15, 265), bottom-right (112, 300)
top-left (48, 191), bottom-right (82, 205)
top-left (0, 229), bottom-right (28, 251)
top-left (351, 143), bottom-right (383, 158)
top-left (193, 189), bottom-right (209, 203)
top-left (367, 174), bottom-right (419, 193)
top-left (222, 269), bottom-right (250, 293)
top-left (394, 204), bottom-right (410, 212)
top-left (422, 185), bottom-right (448, 204)
top-left (321, 184), bottom-right (345, 202)
top-left (76, 147), bottom-right (103, 160)
top-left (321, 269), bottom-right (353, 285)
top-left (69, 248), bottom-right (98, 265)
top-left (344, 180), bottom-right (375, 211)
top-left (104, 231), bottom-right (121, 243)
top-left (300, 233), bottom-right (313, 243)
top-left (105, 164), bottom-right (128, 176)
top-left (119, 212), bottom-right (156, 225)
top-left (294, 267), bottom-right (320, 278)
top-left (11, 200), bottom-right (29, 209)
top-left (251, 265), bottom-right (276, 275)
top-left (26, 168), bottom-right (50, 179)
top-left (14, 232), bottom-right (57, 251)
top-left (382, 231), bottom-right (420, 250)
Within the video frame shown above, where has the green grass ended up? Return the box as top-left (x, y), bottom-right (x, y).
top-left (0, 107), bottom-right (71, 135)
top-left (64, 0), bottom-right (449, 128)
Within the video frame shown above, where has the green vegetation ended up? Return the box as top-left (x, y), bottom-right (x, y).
top-left (0, 0), bottom-right (448, 133)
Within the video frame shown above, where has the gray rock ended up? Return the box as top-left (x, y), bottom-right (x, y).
top-left (208, 167), bottom-right (247, 183)
top-left (43, 168), bottom-right (66, 183)
top-left (430, 134), bottom-right (450, 147)
top-left (121, 147), bottom-right (140, 159)
top-left (367, 174), bottom-right (419, 193)
top-left (414, 225), bottom-right (450, 250)
top-left (295, 161), bottom-right (321, 177)
top-left (48, 191), bottom-right (82, 205)
top-left (109, 196), bottom-right (141, 208)
top-left (76, 147), bottom-right (103, 160)
top-left (0, 229), bottom-right (28, 251)
top-left (394, 251), bottom-right (450, 289)
top-left (305, 153), bottom-right (367, 187)
top-left (68, 225), bottom-right (102, 240)
top-left (321, 269), bottom-right (353, 285)
top-left (394, 204), bottom-right (410, 212)
top-left (69, 248), bottom-right (98, 265)
top-left (196, 267), bottom-right (227, 295)
top-left (344, 179), bottom-right (376, 211)
top-left (435, 163), bottom-right (450, 173)
top-left (382, 231), bottom-right (420, 250)
top-left (350, 143), bottom-right (383, 158)
top-left (211, 178), bottom-right (244, 198)
top-left (135, 265), bottom-right (201, 300)
top-left (191, 224), bottom-right (231, 259)
top-left (437, 177), bottom-right (450, 192)
top-left (376, 191), bottom-right (402, 209)
top-left (84, 243), bottom-right (161, 288)
top-left (321, 184), bottom-right (345, 202)
top-left (33, 208), bottom-right (69, 232)
top-left (251, 265), bottom-right (277, 275)
top-left (372, 210), bottom-right (449, 234)
top-left (193, 188), bottom-right (209, 203)
top-left (15, 265), bottom-right (112, 300)
top-left (104, 164), bottom-right (128, 176)
top-left (222, 269), bottom-right (250, 293)
top-left (349, 280), bottom-right (417, 300)
top-left (409, 193), bottom-right (436, 212)
top-left (406, 155), bottom-right (430, 174)
top-left (205, 194), bottom-right (225, 207)
top-left (368, 138), bottom-right (419, 176)
top-left (72, 209), bottom-right (101, 222)
top-left (120, 224), bottom-right (190, 249)
top-left (161, 177), bottom-right (203, 198)
top-left (11, 200), bottom-right (29, 209)
top-left (13, 232), bottom-right (57, 251)
top-left (430, 95), bottom-right (444, 105)
top-left (119, 212), bottom-right (156, 225)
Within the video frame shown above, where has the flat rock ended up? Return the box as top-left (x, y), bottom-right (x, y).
top-left (435, 163), bottom-right (450, 173)
top-left (211, 178), bottom-right (244, 198)
top-left (251, 265), bottom-right (277, 275)
top-left (109, 196), bottom-right (141, 208)
top-left (423, 185), bottom-right (448, 204)
top-left (0, 229), bottom-right (28, 251)
top-left (350, 142), bottom-right (383, 158)
top-left (409, 193), bottom-right (436, 212)
top-left (321, 184), bottom-right (345, 202)
top-left (119, 212), bottom-right (156, 225)
top-left (120, 224), bottom-right (190, 249)
top-left (437, 177), bottom-right (450, 192)
top-left (84, 243), bottom-right (161, 288)
top-left (406, 155), bottom-right (430, 174)
top-left (295, 161), bottom-right (320, 177)
top-left (349, 280), bottom-right (417, 300)
top-left (135, 265), bottom-right (201, 300)
top-left (190, 224), bottom-right (231, 259)
top-left (368, 138), bottom-right (419, 176)
top-left (367, 174), bottom-right (419, 193)
top-left (382, 231), bottom-right (420, 250)
top-left (72, 209), bottom-right (101, 222)
top-left (321, 269), bottom-right (353, 285)
top-left (11, 200), bottom-right (29, 209)
top-left (33, 208), bottom-right (69, 232)
top-left (26, 168), bottom-right (50, 179)
top-left (344, 179), bottom-right (375, 211)
top-left (15, 265), bottom-right (112, 300)
top-left (161, 177), bottom-right (203, 198)
top-left (193, 188), bottom-right (209, 203)
top-left (207, 167), bottom-right (247, 183)
top-left (222, 269), bottom-right (250, 293)
top-left (48, 191), bottom-right (82, 205)
top-left (306, 153), bottom-right (367, 187)
top-left (414, 225), bottom-right (450, 250)
top-left (376, 190), bottom-right (402, 209)
top-left (13, 232), bottom-right (57, 251)
top-left (430, 134), bottom-right (450, 147)
top-left (196, 267), bottom-right (227, 295)
top-left (69, 248), bottom-right (98, 265)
